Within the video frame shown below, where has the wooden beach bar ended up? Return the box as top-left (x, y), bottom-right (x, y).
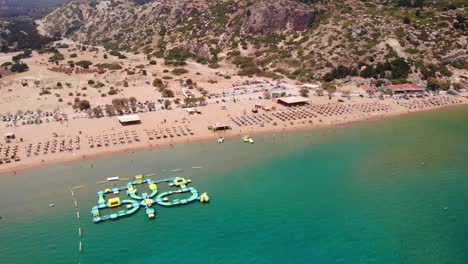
top-left (118, 115), bottom-right (141, 126)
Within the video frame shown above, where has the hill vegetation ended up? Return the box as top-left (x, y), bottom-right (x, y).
top-left (23, 0), bottom-right (468, 83)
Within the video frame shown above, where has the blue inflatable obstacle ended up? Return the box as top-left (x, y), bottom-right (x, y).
top-left (155, 187), bottom-right (199, 206)
top-left (90, 175), bottom-right (205, 223)
top-left (92, 199), bottom-right (141, 223)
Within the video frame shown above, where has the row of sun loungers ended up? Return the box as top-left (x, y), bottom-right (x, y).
top-left (397, 96), bottom-right (462, 110)
top-left (230, 114), bottom-right (273, 127)
top-left (88, 130), bottom-right (140, 148)
top-left (24, 136), bottom-right (81, 157)
top-left (231, 102), bottom-right (394, 127)
top-left (0, 145), bottom-right (20, 164)
top-left (145, 126), bottom-right (194, 140)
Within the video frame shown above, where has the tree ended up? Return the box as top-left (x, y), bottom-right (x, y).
top-left (360, 65), bottom-right (374, 78)
top-left (92, 106), bottom-right (103, 117)
top-left (299, 88), bottom-right (309, 97)
top-left (1, 62), bottom-right (12, 68)
top-left (149, 60), bottom-right (157, 65)
top-left (112, 98), bottom-right (129, 108)
top-left (403, 16), bottom-right (411, 24)
top-left (148, 102), bottom-right (156, 111)
top-left (129, 97), bottom-right (137, 105)
top-left (164, 47), bottom-right (190, 66)
top-left (49, 52), bottom-right (64, 62)
top-left (164, 99), bottom-right (172, 109)
top-left (322, 82), bottom-right (337, 93)
top-left (11, 62), bottom-right (29, 72)
top-left (12, 50), bottom-right (32, 61)
top-left (161, 89), bottom-right (174, 97)
top-left (427, 77), bottom-right (450, 91)
top-left (184, 97), bottom-right (195, 106)
top-left (105, 105), bottom-right (115, 116)
top-left (75, 60), bottom-right (93, 69)
top-left (74, 100), bottom-right (91, 110)
top-left (390, 58), bottom-right (411, 79)
top-left (323, 65), bottom-right (357, 81)
top-left (152, 78), bottom-right (164, 89)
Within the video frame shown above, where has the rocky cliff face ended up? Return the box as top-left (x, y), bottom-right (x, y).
top-left (244, 3), bottom-right (315, 34)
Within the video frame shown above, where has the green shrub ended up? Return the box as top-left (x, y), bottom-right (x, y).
top-left (49, 53), bottom-right (64, 62)
top-left (161, 89), bottom-right (174, 97)
top-left (95, 63), bottom-right (122, 70)
top-left (427, 77), bottom-right (450, 91)
top-left (164, 47), bottom-right (190, 65)
top-left (172, 68), bottom-right (189, 76)
top-left (75, 60), bottom-right (93, 69)
top-left (73, 99), bottom-right (91, 110)
top-left (11, 62), bottom-right (29, 72)
top-left (108, 89), bottom-right (118, 95)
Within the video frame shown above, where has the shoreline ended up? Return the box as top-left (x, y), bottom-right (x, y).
top-left (1, 101), bottom-right (466, 176)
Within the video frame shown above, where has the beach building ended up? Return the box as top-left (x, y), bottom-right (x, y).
top-left (388, 83), bottom-right (425, 94)
top-left (186, 108), bottom-right (200, 115)
top-left (4, 133), bottom-right (15, 142)
top-left (210, 123), bottom-right (231, 131)
top-left (277, 96), bottom-right (310, 106)
top-left (118, 115), bottom-right (141, 125)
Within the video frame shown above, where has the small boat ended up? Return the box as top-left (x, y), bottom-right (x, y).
top-left (107, 176), bottom-right (119, 181)
top-left (217, 137), bottom-right (224, 143)
top-left (49, 203), bottom-right (55, 207)
top-left (242, 135), bottom-right (250, 143)
top-left (248, 138), bottom-right (254, 144)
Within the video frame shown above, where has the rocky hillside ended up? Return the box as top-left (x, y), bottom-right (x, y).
top-left (41, 0), bottom-right (467, 83)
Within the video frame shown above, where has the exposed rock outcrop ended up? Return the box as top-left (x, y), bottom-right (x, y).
top-left (244, 4), bottom-right (315, 34)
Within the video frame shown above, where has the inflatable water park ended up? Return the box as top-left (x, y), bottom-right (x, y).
top-left (91, 175), bottom-right (209, 223)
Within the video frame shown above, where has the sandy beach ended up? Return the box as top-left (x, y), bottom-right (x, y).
top-left (1, 41), bottom-right (467, 175)
top-left (1, 98), bottom-right (467, 175)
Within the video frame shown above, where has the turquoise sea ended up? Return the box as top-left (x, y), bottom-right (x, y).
top-left (0, 106), bottom-right (468, 264)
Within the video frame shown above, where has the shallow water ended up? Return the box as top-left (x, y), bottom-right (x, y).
top-left (0, 106), bottom-right (467, 264)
